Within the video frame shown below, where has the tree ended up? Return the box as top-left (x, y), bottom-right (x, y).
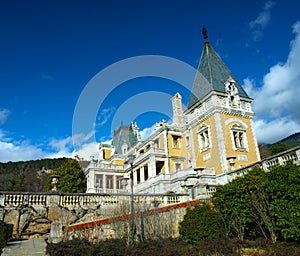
top-left (179, 203), bottom-right (225, 243)
top-left (213, 163), bottom-right (300, 244)
top-left (269, 143), bottom-right (288, 155)
top-left (45, 159), bottom-right (86, 193)
top-left (265, 162), bottom-right (300, 242)
top-left (213, 174), bottom-right (256, 241)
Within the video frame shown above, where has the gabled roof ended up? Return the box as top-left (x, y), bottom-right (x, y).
top-left (187, 29), bottom-right (250, 109)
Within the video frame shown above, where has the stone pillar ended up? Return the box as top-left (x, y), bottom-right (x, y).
top-left (50, 222), bottom-right (62, 243)
top-left (296, 148), bottom-right (300, 163)
top-left (133, 170), bottom-right (137, 185)
top-left (47, 194), bottom-right (61, 222)
top-left (149, 157), bottom-right (156, 177)
top-left (164, 129), bottom-right (170, 174)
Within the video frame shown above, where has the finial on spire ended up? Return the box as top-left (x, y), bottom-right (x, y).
top-left (202, 26), bottom-right (208, 42)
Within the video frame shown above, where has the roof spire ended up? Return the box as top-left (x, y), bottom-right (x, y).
top-left (202, 26), bottom-right (208, 43)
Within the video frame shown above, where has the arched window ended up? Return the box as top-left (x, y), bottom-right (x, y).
top-left (231, 124), bottom-right (247, 151)
top-left (197, 125), bottom-right (211, 152)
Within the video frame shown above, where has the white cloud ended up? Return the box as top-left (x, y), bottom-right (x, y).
top-left (140, 126), bottom-right (154, 140)
top-left (249, 1), bottom-right (276, 41)
top-left (243, 21), bottom-right (300, 144)
top-left (47, 133), bottom-right (100, 160)
top-left (72, 131), bottom-right (95, 147)
top-left (0, 140), bottom-right (44, 162)
top-left (253, 21), bottom-right (300, 119)
top-left (71, 142), bottom-right (99, 160)
top-left (97, 107), bottom-right (116, 127)
top-left (0, 109), bottom-right (10, 124)
top-left (48, 136), bottom-right (73, 151)
top-left (254, 118), bottom-right (299, 144)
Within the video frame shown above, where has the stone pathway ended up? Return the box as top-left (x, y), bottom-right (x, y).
top-left (1, 237), bottom-right (48, 256)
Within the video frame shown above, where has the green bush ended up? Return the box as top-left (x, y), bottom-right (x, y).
top-left (46, 239), bottom-right (94, 256)
top-left (0, 220), bottom-right (13, 250)
top-left (46, 237), bottom-right (300, 256)
top-left (179, 203), bottom-right (226, 243)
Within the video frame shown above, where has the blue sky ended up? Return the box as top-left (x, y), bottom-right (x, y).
top-left (0, 0), bottom-right (300, 162)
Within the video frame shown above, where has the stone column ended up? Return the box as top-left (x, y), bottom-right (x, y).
top-left (133, 170), bottom-right (137, 185)
top-left (50, 222), bottom-right (63, 243)
top-left (149, 156), bottom-right (156, 177)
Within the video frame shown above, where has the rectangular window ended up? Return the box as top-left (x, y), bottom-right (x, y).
top-left (95, 174), bottom-right (103, 188)
top-left (106, 175), bottom-right (113, 189)
top-left (233, 131), bottom-right (245, 149)
top-left (154, 139), bottom-right (160, 148)
top-left (175, 162), bottom-right (182, 171)
top-left (198, 126), bottom-right (211, 152)
top-left (155, 161), bottom-right (164, 175)
top-left (115, 176), bottom-right (121, 189)
top-left (144, 165), bottom-right (149, 180)
top-left (137, 169), bottom-right (141, 184)
top-left (172, 135), bottom-right (181, 148)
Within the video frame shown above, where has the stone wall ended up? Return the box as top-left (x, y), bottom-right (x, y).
top-left (0, 192), bottom-right (188, 238)
top-left (63, 200), bottom-right (201, 242)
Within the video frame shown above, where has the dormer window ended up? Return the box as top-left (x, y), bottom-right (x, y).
top-left (185, 135), bottom-right (190, 148)
top-left (224, 77), bottom-right (240, 107)
top-left (122, 143), bottom-right (128, 155)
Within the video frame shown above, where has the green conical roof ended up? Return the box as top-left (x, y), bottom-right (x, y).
top-left (187, 40), bottom-right (250, 109)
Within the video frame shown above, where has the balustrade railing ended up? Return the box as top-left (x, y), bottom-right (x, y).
top-left (228, 146), bottom-right (300, 180)
top-left (1, 194), bottom-right (47, 206)
top-left (0, 192), bottom-right (187, 209)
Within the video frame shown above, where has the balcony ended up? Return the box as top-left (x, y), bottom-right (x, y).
top-left (134, 147), bottom-right (166, 164)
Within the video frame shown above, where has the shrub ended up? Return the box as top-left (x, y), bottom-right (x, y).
top-left (46, 238), bottom-right (93, 256)
top-left (179, 203), bottom-right (226, 244)
top-left (46, 237), bottom-right (300, 256)
top-left (0, 220), bottom-right (13, 251)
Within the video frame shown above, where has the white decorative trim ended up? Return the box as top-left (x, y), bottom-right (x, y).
top-left (238, 155), bottom-right (248, 162)
top-left (164, 129), bottom-right (170, 174)
top-left (203, 153), bottom-right (211, 161)
top-left (250, 119), bottom-right (261, 161)
top-left (189, 128), bottom-right (196, 168)
top-left (214, 113), bottom-right (228, 173)
top-left (197, 124), bottom-right (212, 152)
top-left (225, 118), bottom-right (248, 128)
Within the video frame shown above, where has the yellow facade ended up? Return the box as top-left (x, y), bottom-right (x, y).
top-left (86, 32), bottom-right (261, 195)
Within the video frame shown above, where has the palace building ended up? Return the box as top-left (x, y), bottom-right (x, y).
top-left (84, 28), bottom-right (261, 199)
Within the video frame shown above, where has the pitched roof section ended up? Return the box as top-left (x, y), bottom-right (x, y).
top-left (112, 125), bottom-right (138, 155)
top-left (187, 39), bottom-right (250, 109)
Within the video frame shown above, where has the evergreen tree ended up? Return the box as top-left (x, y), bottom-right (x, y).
top-left (45, 159), bottom-right (86, 193)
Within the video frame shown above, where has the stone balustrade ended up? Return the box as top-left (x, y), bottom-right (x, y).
top-left (0, 191), bottom-right (188, 238)
top-left (227, 146), bottom-right (300, 182)
top-left (0, 192), bottom-right (187, 209)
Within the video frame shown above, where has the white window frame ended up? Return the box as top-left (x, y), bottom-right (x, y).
top-left (174, 162), bottom-right (182, 171)
top-left (231, 124), bottom-right (248, 151)
top-left (197, 125), bottom-right (211, 152)
top-left (106, 175), bottom-right (114, 189)
top-left (95, 174), bottom-right (103, 188)
top-left (172, 135), bottom-right (181, 149)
